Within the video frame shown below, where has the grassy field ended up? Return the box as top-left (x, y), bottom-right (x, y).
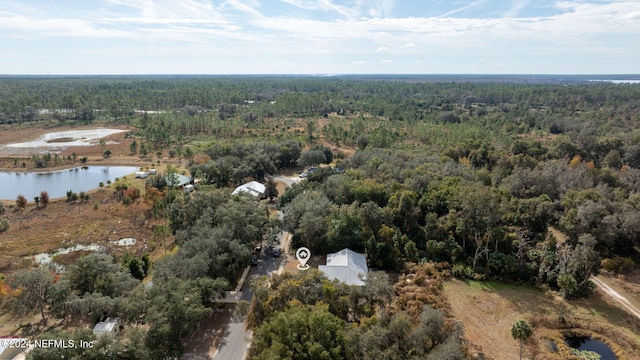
top-left (444, 278), bottom-right (640, 360)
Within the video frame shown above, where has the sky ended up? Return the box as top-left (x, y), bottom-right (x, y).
top-left (0, 0), bottom-right (639, 75)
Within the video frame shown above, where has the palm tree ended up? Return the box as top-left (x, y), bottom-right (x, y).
top-left (511, 319), bottom-right (533, 360)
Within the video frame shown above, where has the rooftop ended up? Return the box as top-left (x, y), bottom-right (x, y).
top-left (319, 248), bottom-right (368, 286)
top-left (165, 174), bottom-right (192, 187)
top-left (232, 181), bottom-right (266, 197)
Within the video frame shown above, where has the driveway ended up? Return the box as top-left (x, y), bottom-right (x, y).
top-left (212, 177), bottom-right (296, 360)
top-left (273, 175), bottom-right (301, 187)
top-left (591, 275), bottom-right (640, 321)
top-left (212, 228), bottom-right (290, 360)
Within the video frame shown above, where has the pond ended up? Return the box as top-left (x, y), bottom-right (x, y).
top-left (565, 336), bottom-right (617, 360)
top-left (0, 166), bottom-right (140, 200)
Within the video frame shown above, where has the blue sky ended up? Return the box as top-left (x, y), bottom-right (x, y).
top-left (0, 0), bottom-right (638, 74)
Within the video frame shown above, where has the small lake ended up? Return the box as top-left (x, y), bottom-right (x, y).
top-left (0, 166), bottom-right (139, 200)
top-left (565, 336), bottom-right (616, 360)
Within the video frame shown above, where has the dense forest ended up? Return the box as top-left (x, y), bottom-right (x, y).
top-left (2, 75), bottom-right (640, 359)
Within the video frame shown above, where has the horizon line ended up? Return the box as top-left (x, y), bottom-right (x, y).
top-left (0, 73), bottom-right (639, 77)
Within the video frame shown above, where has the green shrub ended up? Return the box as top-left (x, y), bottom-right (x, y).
top-left (601, 257), bottom-right (635, 274)
top-left (451, 264), bottom-right (475, 279)
top-left (0, 218), bottom-right (9, 232)
top-left (66, 190), bottom-right (78, 202)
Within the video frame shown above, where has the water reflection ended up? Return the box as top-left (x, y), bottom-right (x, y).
top-left (0, 166), bottom-right (139, 200)
top-left (564, 336), bottom-right (616, 360)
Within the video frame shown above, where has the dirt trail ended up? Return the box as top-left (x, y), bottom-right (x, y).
top-left (591, 276), bottom-right (640, 321)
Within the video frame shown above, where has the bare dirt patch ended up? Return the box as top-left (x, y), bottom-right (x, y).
top-left (0, 186), bottom-right (166, 274)
top-left (444, 279), bottom-right (640, 360)
top-left (445, 280), bottom-right (541, 359)
top-left (0, 125), bottom-right (143, 171)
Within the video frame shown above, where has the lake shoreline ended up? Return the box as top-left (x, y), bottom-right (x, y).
top-left (0, 164), bottom-right (142, 202)
top-left (0, 157), bottom-right (149, 173)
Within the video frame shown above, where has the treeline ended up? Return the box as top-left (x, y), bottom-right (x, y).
top-left (2, 76), bottom-right (638, 126)
top-left (279, 139), bottom-right (640, 299)
top-left (189, 140), bottom-right (333, 187)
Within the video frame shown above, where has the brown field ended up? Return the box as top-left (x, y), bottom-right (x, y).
top-left (0, 187), bottom-right (166, 273)
top-left (0, 125), bottom-right (180, 335)
top-left (0, 125), bottom-right (175, 272)
top-left (445, 279), bottom-right (640, 360)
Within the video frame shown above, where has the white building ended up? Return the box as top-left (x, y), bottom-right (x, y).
top-left (232, 181), bottom-right (266, 198)
top-left (93, 318), bottom-right (121, 337)
top-left (319, 248), bottom-right (368, 286)
top-left (0, 339), bottom-right (29, 360)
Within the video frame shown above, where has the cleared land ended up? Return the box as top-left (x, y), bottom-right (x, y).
top-left (444, 278), bottom-right (640, 360)
top-left (0, 126), bottom-right (170, 275)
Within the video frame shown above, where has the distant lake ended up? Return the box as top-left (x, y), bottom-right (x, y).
top-left (0, 166), bottom-right (139, 200)
top-left (589, 79), bottom-right (640, 84)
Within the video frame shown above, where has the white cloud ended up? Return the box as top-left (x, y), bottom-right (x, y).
top-left (381, 59), bottom-right (392, 63)
top-left (503, 0), bottom-right (531, 18)
top-left (280, 0), bottom-right (360, 19)
top-left (368, 0), bottom-right (397, 18)
top-left (3, 0), bottom-right (638, 48)
top-left (353, 60), bottom-right (367, 64)
top-left (0, 0), bottom-right (638, 74)
top-left (439, 0), bottom-right (488, 18)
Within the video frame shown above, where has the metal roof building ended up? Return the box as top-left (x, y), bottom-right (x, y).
top-left (232, 181), bottom-right (266, 198)
top-left (165, 174), bottom-right (192, 188)
top-left (93, 317), bottom-right (121, 337)
top-left (319, 248), bottom-right (368, 286)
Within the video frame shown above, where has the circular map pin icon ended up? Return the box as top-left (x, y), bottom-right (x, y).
top-left (296, 247), bottom-right (311, 270)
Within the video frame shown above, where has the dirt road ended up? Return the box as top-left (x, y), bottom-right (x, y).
top-left (591, 276), bottom-right (640, 320)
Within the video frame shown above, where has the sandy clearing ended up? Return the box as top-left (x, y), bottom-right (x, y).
top-left (3, 128), bottom-right (127, 149)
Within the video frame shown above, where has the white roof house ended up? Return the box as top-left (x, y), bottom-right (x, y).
top-left (0, 338), bottom-right (29, 360)
top-left (232, 181), bottom-right (266, 198)
top-left (93, 318), bottom-right (121, 337)
top-left (319, 248), bottom-right (368, 286)
top-left (165, 174), bottom-right (193, 188)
